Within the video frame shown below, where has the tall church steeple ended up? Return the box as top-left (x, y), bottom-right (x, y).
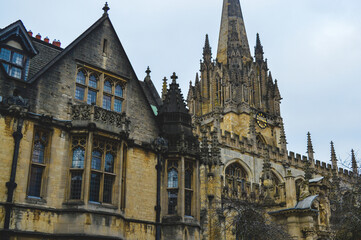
top-left (217, 0), bottom-right (251, 65)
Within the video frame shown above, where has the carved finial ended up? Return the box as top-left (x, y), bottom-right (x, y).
top-left (103, 2), bottom-right (110, 16)
top-left (203, 34), bottom-right (212, 62)
top-left (351, 149), bottom-right (358, 176)
top-left (331, 141), bottom-right (338, 170)
top-left (255, 33), bottom-right (264, 62)
top-left (307, 132), bottom-right (314, 161)
top-left (162, 77), bottom-right (168, 101)
top-left (279, 120), bottom-right (287, 151)
top-left (171, 72), bottom-right (178, 84)
top-left (195, 73), bottom-right (199, 84)
top-left (146, 66), bottom-right (151, 76)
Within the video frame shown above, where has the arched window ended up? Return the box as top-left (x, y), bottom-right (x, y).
top-left (225, 162), bottom-right (249, 197)
top-left (225, 162), bottom-right (248, 180)
top-left (76, 71), bottom-right (86, 84)
top-left (115, 85), bottom-right (123, 97)
top-left (104, 80), bottom-right (112, 93)
top-left (70, 136), bottom-right (87, 200)
top-left (72, 147), bottom-right (85, 168)
top-left (256, 134), bottom-right (266, 145)
top-left (168, 169), bottom-right (178, 188)
top-left (28, 130), bottom-right (49, 198)
top-left (168, 161), bottom-right (178, 214)
top-left (89, 140), bottom-right (116, 203)
top-left (89, 74), bottom-right (98, 88)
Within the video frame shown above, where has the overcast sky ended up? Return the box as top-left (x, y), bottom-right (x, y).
top-left (1, 0), bottom-right (360, 169)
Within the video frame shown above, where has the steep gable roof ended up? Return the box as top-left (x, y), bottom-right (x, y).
top-left (0, 20), bottom-right (38, 55)
top-left (28, 15), bottom-right (109, 83)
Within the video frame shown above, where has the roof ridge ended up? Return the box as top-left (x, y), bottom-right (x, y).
top-left (28, 14), bottom-right (108, 83)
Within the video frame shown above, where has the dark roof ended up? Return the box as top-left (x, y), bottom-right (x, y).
top-left (0, 20), bottom-right (38, 55)
top-left (28, 14), bottom-right (109, 83)
top-left (140, 81), bottom-right (162, 108)
top-left (28, 39), bottom-right (62, 79)
top-left (159, 76), bottom-right (188, 114)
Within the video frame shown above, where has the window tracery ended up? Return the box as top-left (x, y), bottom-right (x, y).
top-left (74, 66), bottom-right (125, 113)
top-left (70, 136), bottom-right (87, 200)
top-left (27, 129), bottom-right (50, 198)
top-left (167, 161), bottom-right (178, 215)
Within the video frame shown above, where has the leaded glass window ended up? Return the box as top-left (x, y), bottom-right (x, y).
top-left (75, 86), bottom-right (85, 101)
top-left (10, 67), bottom-right (22, 78)
top-left (115, 85), bottom-right (123, 97)
top-left (70, 172), bottom-right (83, 200)
top-left (91, 151), bottom-right (102, 170)
top-left (72, 147), bottom-right (85, 168)
top-left (104, 80), bottom-right (112, 93)
top-left (185, 191), bottom-right (192, 216)
top-left (103, 175), bottom-right (114, 203)
top-left (89, 172), bottom-right (101, 202)
top-left (28, 166), bottom-right (43, 197)
top-left (103, 95), bottom-right (111, 110)
top-left (87, 90), bottom-right (97, 105)
top-left (76, 71), bottom-right (86, 84)
top-left (89, 74), bottom-right (98, 88)
top-left (114, 99), bottom-right (122, 113)
top-left (167, 161), bottom-right (178, 214)
top-left (168, 169), bottom-right (178, 188)
top-left (28, 130), bottom-right (49, 198)
top-left (0, 47), bottom-right (29, 80)
top-left (0, 48), bottom-right (11, 61)
top-left (12, 52), bottom-right (23, 65)
top-left (185, 162), bottom-right (193, 216)
top-left (69, 136), bottom-right (86, 200)
top-left (89, 139), bottom-right (116, 203)
top-left (105, 153), bottom-right (114, 173)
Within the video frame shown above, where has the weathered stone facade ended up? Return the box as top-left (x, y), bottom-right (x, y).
top-left (0, 4), bottom-right (200, 240)
top-left (0, 1), bottom-right (359, 240)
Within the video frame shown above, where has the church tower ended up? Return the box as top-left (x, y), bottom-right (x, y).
top-left (188, 0), bottom-right (285, 150)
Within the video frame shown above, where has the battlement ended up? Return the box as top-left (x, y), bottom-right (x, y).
top-left (216, 130), bottom-right (356, 180)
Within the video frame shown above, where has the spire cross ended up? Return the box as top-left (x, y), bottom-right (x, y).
top-left (171, 72), bottom-right (178, 84)
top-left (146, 66), bottom-right (151, 76)
top-left (103, 2), bottom-right (110, 15)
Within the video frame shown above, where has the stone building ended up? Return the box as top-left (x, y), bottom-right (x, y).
top-left (0, 1), bottom-right (358, 240)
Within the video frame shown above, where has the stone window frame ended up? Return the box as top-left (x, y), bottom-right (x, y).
top-left (167, 160), bottom-right (179, 215)
top-left (224, 162), bottom-right (249, 198)
top-left (67, 133), bottom-right (122, 207)
top-left (26, 127), bottom-right (52, 201)
top-left (89, 138), bottom-right (117, 204)
top-left (74, 65), bottom-right (126, 113)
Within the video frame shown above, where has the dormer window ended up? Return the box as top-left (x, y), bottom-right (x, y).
top-left (0, 47), bottom-right (30, 81)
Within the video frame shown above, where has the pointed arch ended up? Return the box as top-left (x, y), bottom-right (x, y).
top-left (256, 133), bottom-right (267, 145)
top-left (223, 159), bottom-right (252, 181)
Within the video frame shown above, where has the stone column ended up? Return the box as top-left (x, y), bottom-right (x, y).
top-left (285, 170), bottom-right (297, 208)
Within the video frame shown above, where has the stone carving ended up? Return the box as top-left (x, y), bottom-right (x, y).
top-left (71, 104), bottom-right (130, 132)
top-left (71, 105), bottom-right (91, 120)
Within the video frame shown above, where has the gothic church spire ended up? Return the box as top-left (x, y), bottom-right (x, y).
top-left (217, 0), bottom-right (251, 65)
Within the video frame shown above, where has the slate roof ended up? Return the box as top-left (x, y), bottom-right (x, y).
top-left (294, 195), bottom-right (318, 209)
top-left (159, 77), bottom-right (188, 114)
top-left (140, 80), bottom-right (162, 108)
top-left (28, 39), bottom-right (62, 79)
